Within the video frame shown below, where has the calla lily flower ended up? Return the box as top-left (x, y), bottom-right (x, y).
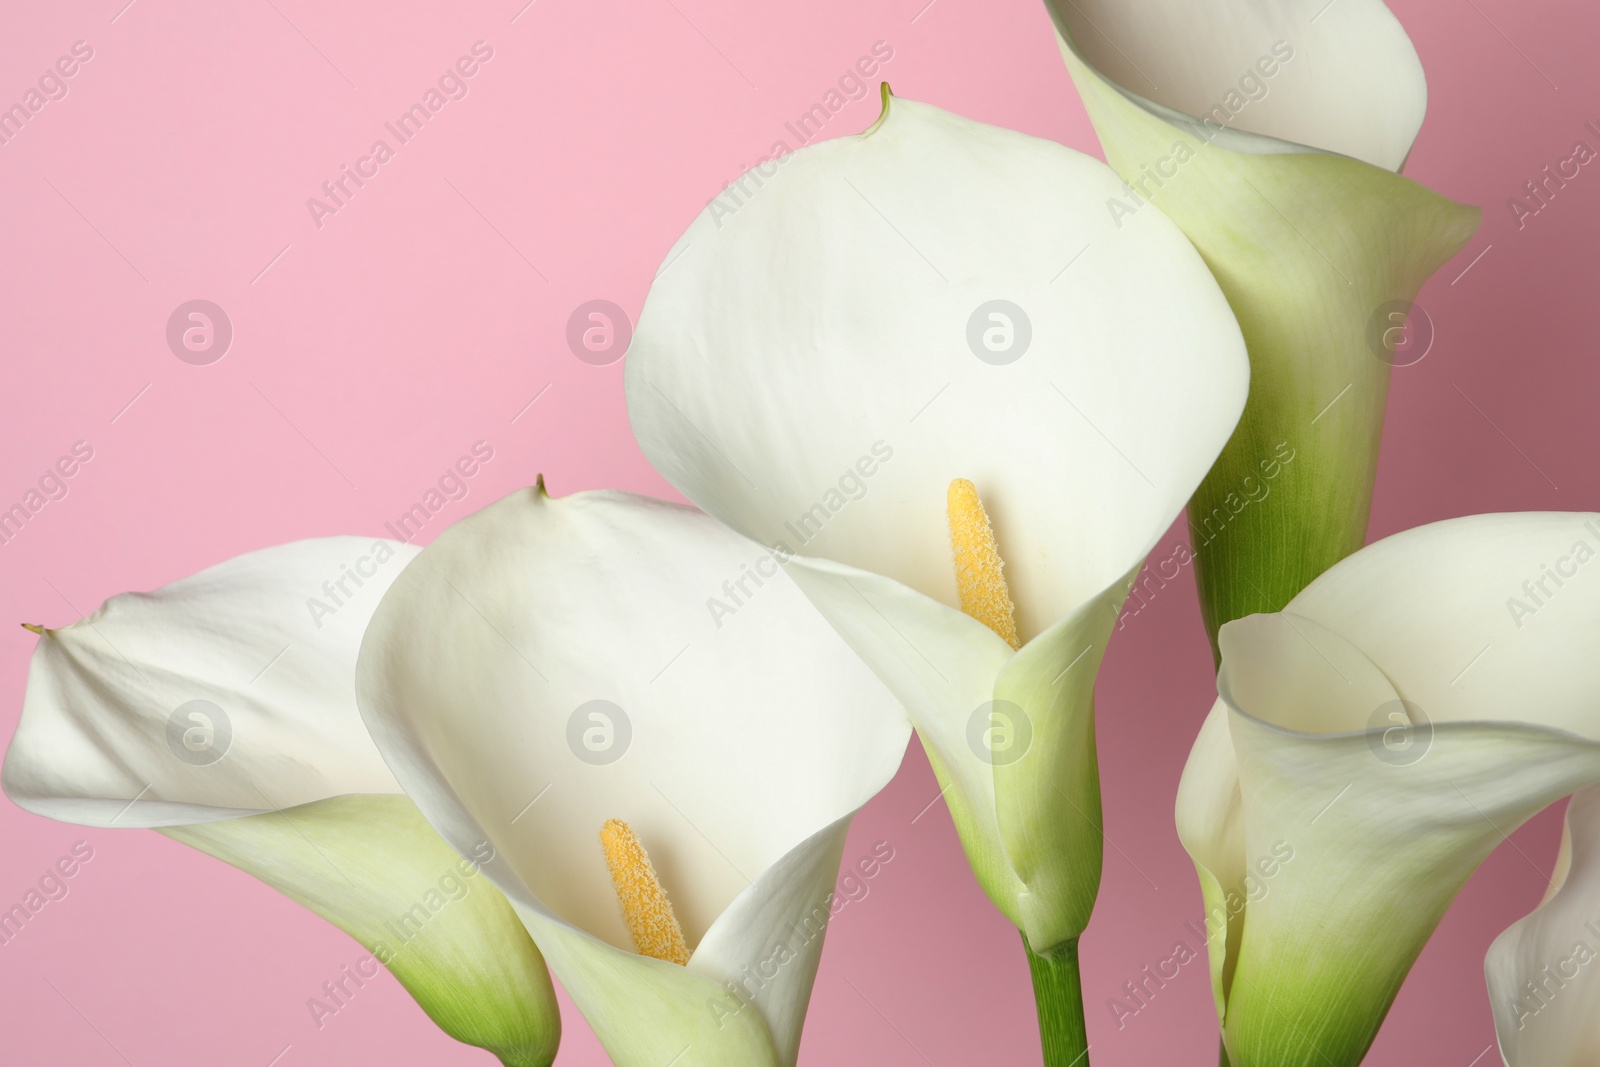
top-left (1486, 784), bottom-right (1600, 1066)
top-left (623, 91), bottom-right (1247, 970)
top-left (353, 485), bottom-right (911, 1067)
top-left (1044, 0), bottom-right (1482, 647)
top-left (1177, 512), bottom-right (1600, 1067)
top-left (2, 538), bottom-right (561, 1067)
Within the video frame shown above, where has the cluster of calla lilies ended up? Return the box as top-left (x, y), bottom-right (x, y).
top-left (5, 2), bottom-right (1595, 1066)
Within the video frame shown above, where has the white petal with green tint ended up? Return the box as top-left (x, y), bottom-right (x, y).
top-left (1046, 0), bottom-right (1426, 170)
top-left (167, 795), bottom-right (559, 1067)
top-left (628, 95), bottom-right (1245, 643)
top-left (1487, 786), bottom-right (1600, 1066)
top-left (1045, 0), bottom-right (1481, 650)
top-left (1177, 513), bottom-right (1600, 1067)
top-left (2, 538), bottom-right (560, 1067)
top-left (625, 93), bottom-right (1249, 952)
top-left (356, 486), bottom-right (910, 1067)
top-left (779, 558), bottom-right (1028, 924)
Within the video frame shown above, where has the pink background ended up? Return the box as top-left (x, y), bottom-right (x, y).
top-left (1, 0), bottom-right (1594, 1063)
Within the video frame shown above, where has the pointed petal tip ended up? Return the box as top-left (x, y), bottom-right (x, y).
top-left (20, 623), bottom-right (46, 636)
top-left (533, 473), bottom-right (549, 498)
top-left (864, 82), bottom-right (893, 136)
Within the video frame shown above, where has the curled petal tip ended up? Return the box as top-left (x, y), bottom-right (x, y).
top-left (864, 82), bottom-right (893, 136)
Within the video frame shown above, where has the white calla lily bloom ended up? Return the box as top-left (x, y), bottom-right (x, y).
top-left (1178, 513), bottom-right (1600, 1067)
top-left (1487, 784), bottom-right (1600, 1066)
top-left (354, 485), bottom-right (911, 1067)
top-left (1044, 0), bottom-right (1480, 648)
top-left (2, 538), bottom-right (561, 1067)
top-left (623, 92), bottom-right (1250, 955)
top-left (1047, 0), bottom-right (1427, 171)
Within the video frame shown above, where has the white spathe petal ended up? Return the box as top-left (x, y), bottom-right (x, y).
top-left (1186, 612), bottom-right (1405, 1051)
top-left (1, 537), bottom-right (561, 1067)
top-left (514, 905), bottom-right (781, 1067)
top-left (1177, 699), bottom-right (1247, 887)
top-left (786, 552), bottom-right (1133, 950)
top-left (1044, 0), bottom-right (1426, 170)
top-left (1488, 786), bottom-right (1600, 1066)
top-left (781, 555), bottom-right (1027, 924)
top-left (4, 537), bottom-right (416, 826)
top-left (1177, 513), bottom-right (1600, 1067)
top-left (1049, 0), bottom-right (1479, 678)
top-left (1174, 697), bottom-right (1245, 1022)
top-left (355, 486), bottom-right (910, 1065)
top-left (1284, 512), bottom-right (1600, 736)
top-left (673, 814), bottom-right (855, 1065)
top-left (991, 573), bottom-right (1128, 948)
top-left (1218, 612), bottom-right (1401, 734)
top-left (625, 95), bottom-right (1248, 642)
top-left (165, 794), bottom-right (561, 1067)
top-left (624, 94), bottom-right (1248, 951)
top-left (416, 800), bottom-right (856, 1067)
top-left (1221, 706), bottom-right (1600, 1067)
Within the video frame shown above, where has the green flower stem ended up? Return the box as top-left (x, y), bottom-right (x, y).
top-left (1025, 935), bottom-right (1090, 1067)
top-left (1220, 1039), bottom-right (1232, 1067)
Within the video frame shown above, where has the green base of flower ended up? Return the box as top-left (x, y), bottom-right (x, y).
top-left (497, 1053), bottom-right (558, 1067)
top-left (1219, 1039), bottom-right (1231, 1067)
top-left (1025, 935), bottom-right (1090, 1067)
